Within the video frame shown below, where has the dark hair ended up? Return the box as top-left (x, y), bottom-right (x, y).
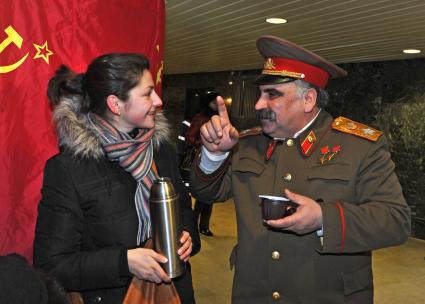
top-left (38, 271), bottom-right (70, 304)
top-left (47, 53), bottom-right (150, 115)
top-left (200, 92), bottom-right (218, 108)
top-left (0, 254), bottom-right (70, 304)
top-left (200, 92), bottom-right (219, 116)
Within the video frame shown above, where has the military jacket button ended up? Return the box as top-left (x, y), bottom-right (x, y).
top-left (272, 291), bottom-right (280, 300)
top-left (283, 173), bottom-right (292, 182)
top-left (94, 296), bottom-right (102, 303)
top-left (271, 251), bottom-right (280, 260)
top-left (286, 139), bottom-right (294, 147)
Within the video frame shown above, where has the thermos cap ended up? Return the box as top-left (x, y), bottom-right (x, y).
top-left (150, 177), bottom-right (178, 202)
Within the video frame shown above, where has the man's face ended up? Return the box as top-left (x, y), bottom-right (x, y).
top-left (255, 82), bottom-right (306, 138)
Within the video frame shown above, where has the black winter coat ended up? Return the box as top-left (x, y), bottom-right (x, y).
top-left (34, 140), bottom-right (200, 304)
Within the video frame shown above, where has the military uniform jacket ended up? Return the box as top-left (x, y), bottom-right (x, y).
top-left (190, 110), bottom-right (410, 304)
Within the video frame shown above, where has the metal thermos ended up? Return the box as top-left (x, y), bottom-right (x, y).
top-left (149, 177), bottom-right (185, 278)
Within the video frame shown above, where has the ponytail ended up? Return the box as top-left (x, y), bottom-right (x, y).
top-left (47, 65), bottom-right (85, 108)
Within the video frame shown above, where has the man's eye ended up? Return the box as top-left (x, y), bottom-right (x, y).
top-left (269, 92), bottom-right (282, 99)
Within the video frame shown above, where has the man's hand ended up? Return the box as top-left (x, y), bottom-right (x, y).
top-left (266, 189), bottom-right (323, 235)
top-left (200, 96), bottom-right (239, 153)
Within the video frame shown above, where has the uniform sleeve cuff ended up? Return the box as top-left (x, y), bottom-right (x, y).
top-left (199, 146), bottom-right (230, 174)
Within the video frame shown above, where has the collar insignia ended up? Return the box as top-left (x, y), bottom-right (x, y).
top-left (300, 130), bottom-right (316, 156)
top-left (266, 139), bottom-right (278, 161)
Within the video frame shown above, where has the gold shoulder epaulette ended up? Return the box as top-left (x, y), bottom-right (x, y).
top-left (239, 126), bottom-right (262, 138)
top-left (332, 116), bottom-right (382, 142)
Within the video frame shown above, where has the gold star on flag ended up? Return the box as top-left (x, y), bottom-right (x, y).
top-left (156, 60), bottom-right (163, 85)
top-left (33, 41), bottom-right (54, 64)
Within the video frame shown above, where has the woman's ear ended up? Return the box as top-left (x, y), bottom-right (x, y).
top-left (106, 95), bottom-right (121, 115)
top-left (303, 88), bottom-right (318, 113)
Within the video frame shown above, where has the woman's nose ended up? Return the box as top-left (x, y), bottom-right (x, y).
top-left (152, 90), bottom-right (163, 107)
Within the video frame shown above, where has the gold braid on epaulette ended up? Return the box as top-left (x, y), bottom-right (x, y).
top-left (332, 116), bottom-right (382, 142)
top-left (239, 126), bottom-right (263, 138)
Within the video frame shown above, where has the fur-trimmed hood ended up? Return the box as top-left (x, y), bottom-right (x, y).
top-left (53, 97), bottom-right (170, 158)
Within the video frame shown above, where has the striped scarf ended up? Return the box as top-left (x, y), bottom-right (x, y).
top-left (88, 113), bottom-right (158, 245)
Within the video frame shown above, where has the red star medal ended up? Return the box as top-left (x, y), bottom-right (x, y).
top-left (320, 145), bottom-right (329, 155)
top-left (332, 145), bottom-right (341, 153)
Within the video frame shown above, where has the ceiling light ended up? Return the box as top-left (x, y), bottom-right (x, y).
top-left (266, 18), bottom-right (287, 24)
top-left (403, 49), bottom-right (421, 54)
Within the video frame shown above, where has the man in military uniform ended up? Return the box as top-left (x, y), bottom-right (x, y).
top-left (189, 35), bottom-right (411, 304)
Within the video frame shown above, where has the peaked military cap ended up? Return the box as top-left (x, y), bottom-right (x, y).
top-left (255, 35), bottom-right (347, 88)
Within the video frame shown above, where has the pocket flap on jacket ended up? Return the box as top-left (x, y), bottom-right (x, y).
top-left (343, 264), bottom-right (373, 296)
top-left (307, 163), bottom-right (350, 181)
top-left (233, 158), bottom-right (265, 175)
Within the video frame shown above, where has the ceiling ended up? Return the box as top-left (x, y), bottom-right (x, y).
top-left (164, 0), bottom-right (425, 75)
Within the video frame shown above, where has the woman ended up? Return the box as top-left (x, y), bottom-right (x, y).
top-left (34, 53), bottom-right (200, 304)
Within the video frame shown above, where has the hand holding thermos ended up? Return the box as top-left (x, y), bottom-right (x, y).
top-left (127, 177), bottom-right (191, 283)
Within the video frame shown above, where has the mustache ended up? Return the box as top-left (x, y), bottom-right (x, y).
top-left (255, 109), bottom-right (276, 121)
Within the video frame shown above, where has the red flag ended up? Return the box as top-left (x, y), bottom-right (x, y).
top-left (0, 0), bottom-right (165, 261)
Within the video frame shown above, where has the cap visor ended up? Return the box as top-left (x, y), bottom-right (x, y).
top-left (254, 74), bottom-right (296, 85)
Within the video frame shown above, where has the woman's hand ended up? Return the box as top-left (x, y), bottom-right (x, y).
top-left (127, 248), bottom-right (171, 283)
top-left (177, 230), bottom-right (192, 262)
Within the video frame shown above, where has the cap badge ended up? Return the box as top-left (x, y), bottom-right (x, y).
top-left (262, 58), bottom-right (306, 79)
top-left (319, 145), bottom-right (341, 164)
top-left (264, 58), bottom-right (276, 70)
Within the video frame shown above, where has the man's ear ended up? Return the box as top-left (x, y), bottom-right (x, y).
top-left (303, 88), bottom-right (318, 113)
top-left (106, 95), bottom-right (121, 115)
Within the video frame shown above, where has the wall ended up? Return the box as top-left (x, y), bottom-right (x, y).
top-left (163, 58), bottom-right (425, 239)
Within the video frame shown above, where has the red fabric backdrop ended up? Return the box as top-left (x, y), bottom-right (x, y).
top-left (0, 0), bottom-right (165, 261)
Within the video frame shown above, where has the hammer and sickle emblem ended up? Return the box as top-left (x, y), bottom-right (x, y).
top-left (0, 25), bottom-right (29, 74)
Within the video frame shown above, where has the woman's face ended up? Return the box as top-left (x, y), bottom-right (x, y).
top-left (117, 69), bottom-right (162, 132)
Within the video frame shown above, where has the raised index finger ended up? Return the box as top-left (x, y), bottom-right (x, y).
top-left (216, 96), bottom-right (230, 124)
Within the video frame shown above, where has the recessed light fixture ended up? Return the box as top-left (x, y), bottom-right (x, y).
top-left (266, 18), bottom-right (287, 24)
top-left (403, 49), bottom-right (421, 54)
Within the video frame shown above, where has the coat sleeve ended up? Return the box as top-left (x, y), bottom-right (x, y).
top-left (320, 135), bottom-right (411, 254)
top-left (33, 157), bottom-right (128, 291)
top-left (189, 150), bottom-right (234, 204)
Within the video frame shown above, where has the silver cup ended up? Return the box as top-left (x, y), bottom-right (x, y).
top-left (150, 177), bottom-right (185, 278)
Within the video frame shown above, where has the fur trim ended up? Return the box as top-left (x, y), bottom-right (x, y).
top-left (53, 98), bottom-right (170, 158)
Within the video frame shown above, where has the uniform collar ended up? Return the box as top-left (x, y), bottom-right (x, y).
top-left (265, 110), bottom-right (332, 161)
top-left (273, 109), bottom-right (321, 141)
top-left (298, 110), bottom-right (333, 157)
top-left (293, 109), bottom-right (321, 139)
